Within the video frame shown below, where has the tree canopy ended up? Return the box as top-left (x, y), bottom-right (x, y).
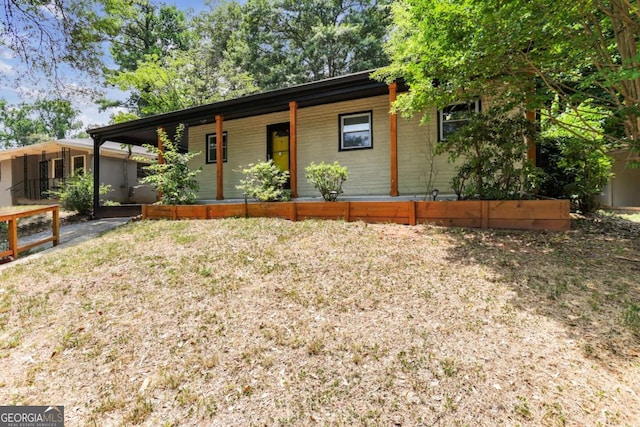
top-left (100, 0), bottom-right (392, 119)
top-left (0, 99), bottom-right (82, 148)
top-left (376, 0), bottom-right (640, 156)
top-left (0, 0), bottom-right (116, 86)
top-left (228, 0), bottom-right (392, 90)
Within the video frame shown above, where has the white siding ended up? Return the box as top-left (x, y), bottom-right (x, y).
top-left (297, 95), bottom-right (390, 197)
top-left (602, 150), bottom-right (640, 207)
top-left (397, 108), bottom-right (459, 197)
top-left (187, 95), bottom-right (473, 200)
top-left (189, 111), bottom-right (290, 200)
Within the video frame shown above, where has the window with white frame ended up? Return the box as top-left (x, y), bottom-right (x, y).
top-left (339, 111), bottom-right (373, 150)
top-left (438, 100), bottom-right (481, 141)
top-left (72, 155), bottom-right (85, 174)
top-left (206, 132), bottom-right (228, 163)
top-left (52, 158), bottom-right (64, 179)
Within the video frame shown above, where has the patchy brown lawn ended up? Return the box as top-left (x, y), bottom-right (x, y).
top-left (0, 215), bottom-right (638, 426)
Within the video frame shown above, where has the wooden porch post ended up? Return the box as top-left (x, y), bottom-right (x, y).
top-left (157, 127), bottom-right (165, 202)
top-left (216, 115), bottom-right (224, 200)
top-left (389, 83), bottom-right (399, 196)
top-left (157, 127), bottom-right (165, 165)
top-left (289, 101), bottom-right (298, 198)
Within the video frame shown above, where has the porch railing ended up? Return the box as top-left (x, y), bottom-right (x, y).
top-left (0, 206), bottom-right (60, 261)
top-left (8, 178), bottom-right (65, 201)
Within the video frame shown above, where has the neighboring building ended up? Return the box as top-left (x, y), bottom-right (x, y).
top-left (0, 139), bottom-right (156, 207)
top-left (601, 148), bottom-right (640, 208)
top-left (88, 70), bottom-right (493, 215)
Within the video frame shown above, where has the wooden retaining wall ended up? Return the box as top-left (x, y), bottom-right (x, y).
top-left (142, 200), bottom-right (570, 231)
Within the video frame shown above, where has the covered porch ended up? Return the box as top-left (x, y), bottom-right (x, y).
top-left (88, 71), bottom-right (405, 218)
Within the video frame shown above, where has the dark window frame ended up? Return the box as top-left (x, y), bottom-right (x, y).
top-left (71, 155), bottom-right (85, 174)
top-left (52, 158), bottom-right (64, 179)
top-left (206, 131), bottom-right (228, 164)
top-left (338, 110), bottom-right (373, 151)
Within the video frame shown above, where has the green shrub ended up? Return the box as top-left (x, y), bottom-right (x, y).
top-left (137, 124), bottom-right (202, 205)
top-left (438, 107), bottom-right (541, 200)
top-left (538, 102), bottom-right (615, 213)
top-left (48, 171), bottom-right (112, 215)
top-left (539, 136), bottom-right (613, 213)
top-left (305, 161), bottom-right (348, 201)
top-left (236, 160), bottom-right (290, 202)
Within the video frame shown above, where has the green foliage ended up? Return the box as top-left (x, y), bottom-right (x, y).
top-left (539, 137), bottom-right (613, 213)
top-left (236, 160), bottom-right (291, 202)
top-left (34, 99), bottom-right (83, 140)
top-left (101, 0), bottom-right (196, 116)
top-left (48, 171), bottom-right (112, 215)
top-left (107, 51), bottom-right (258, 117)
top-left (0, 98), bottom-right (81, 148)
top-left (0, 100), bottom-right (45, 148)
top-left (559, 140), bottom-right (613, 214)
top-left (106, 0), bottom-right (192, 74)
top-left (437, 107), bottom-right (540, 200)
top-left (1, 0), bottom-right (105, 85)
top-left (110, 111), bottom-right (141, 125)
top-left (231, 0), bottom-right (392, 90)
top-left (538, 102), bottom-right (614, 213)
top-left (376, 0), bottom-right (640, 155)
top-left (305, 161), bottom-right (348, 201)
top-left (137, 125), bottom-right (202, 205)
top-left (102, 0), bottom-right (391, 117)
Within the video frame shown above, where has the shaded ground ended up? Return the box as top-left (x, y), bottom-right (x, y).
top-left (0, 215), bottom-right (638, 426)
top-left (444, 213), bottom-right (640, 362)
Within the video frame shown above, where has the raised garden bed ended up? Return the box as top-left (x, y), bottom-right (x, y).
top-left (142, 199), bottom-right (570, 231)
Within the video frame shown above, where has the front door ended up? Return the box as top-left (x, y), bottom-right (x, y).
top-left (267, 123), bottom-right (290, 187)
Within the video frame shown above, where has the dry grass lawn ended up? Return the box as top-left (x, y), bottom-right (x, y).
top-left (0, 215), bottom-right (639, 426)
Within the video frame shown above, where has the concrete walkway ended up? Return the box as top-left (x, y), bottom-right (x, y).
top-left (1, 217), bottom-right (132, 270)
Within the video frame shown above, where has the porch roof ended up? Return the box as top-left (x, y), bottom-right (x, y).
top-left (0, 139), bottom-right (155, 161)
top-left (87, 69), bottom-right (396, 147)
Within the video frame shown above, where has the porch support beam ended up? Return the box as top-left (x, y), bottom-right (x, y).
top-left (92, 137), bottom-right (106, 218)
top-left (389, 83), bottom-right (399, 196)
top-left (157, 126), bottom-right (165, 202)
top-left (157, 126), bottom-right (165, 165)
top-left (216, 114), bottom-right (224, 200)
top-left (289, 101), bottom-right (298, 198)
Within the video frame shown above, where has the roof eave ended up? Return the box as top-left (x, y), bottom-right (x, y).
top-left (88, 70), bottom-right (397, 140)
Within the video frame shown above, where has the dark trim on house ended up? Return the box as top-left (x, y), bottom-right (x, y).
top-left (95, 204), bottom-right (143, 219)
top-left (92, 137), bottom-right (105, 219)
top-left (88, 70), bottom-right (396, 148)
top-left (205, 131), bottom-right (228, 164)
top-left (338, 110), bottom-right (374, 152)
